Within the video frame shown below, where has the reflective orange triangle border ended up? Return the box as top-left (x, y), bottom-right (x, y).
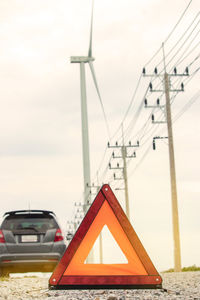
top-left (49, 184), bottom-right (162, 289)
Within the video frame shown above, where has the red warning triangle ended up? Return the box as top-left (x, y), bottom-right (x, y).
top-left (49, 184), bottom-right (162, 289)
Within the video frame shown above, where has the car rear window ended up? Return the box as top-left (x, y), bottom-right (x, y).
top-left (1, 214), bottom-right (58, 232)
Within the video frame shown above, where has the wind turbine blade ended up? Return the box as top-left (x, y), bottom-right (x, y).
top-left (89, 61), bottom-right (111, 140)
top-left (88, 0), bottom-right (94, 57)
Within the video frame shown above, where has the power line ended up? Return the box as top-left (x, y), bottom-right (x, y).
top-left (123, 89), bottom-right (148, 142)
top-left (129, 88), bottom-right (200, 177)
top-left (168, 25), bottom-right (200, 72)
top-left (174, 39), bottom-right (200, 69)
top-left (174, 89), bottom-right (200, 122)
top-left (154, 12), bottom-right (200, 72)
top-left (88, 0), bottom-right (198, 206)
top-left (164, 0), bottom-right (194, 43)
top-left (109, 74), bottom-right (143, 143)
top-left (144, 0), bottom-right (194, 68)
top-left (104, 1), bottom-right (196, 151)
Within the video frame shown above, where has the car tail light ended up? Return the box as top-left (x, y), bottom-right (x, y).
top-left (0, 230), bottom-right (5, 243)
top-left (2, 260), bottom-right (11, 263)
top-left (54, 228), bottom-right (64, 242)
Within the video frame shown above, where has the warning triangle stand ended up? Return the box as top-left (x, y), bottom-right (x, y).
top-left (49, 184), bottom-right (162, 289)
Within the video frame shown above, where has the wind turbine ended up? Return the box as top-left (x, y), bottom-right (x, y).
top-left (70, 0), bottom-right (108, 214)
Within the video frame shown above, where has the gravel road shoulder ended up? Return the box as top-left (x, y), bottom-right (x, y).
top-left (0, 271), bottom-right (199, 299)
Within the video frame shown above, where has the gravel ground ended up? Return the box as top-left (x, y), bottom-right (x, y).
top-left (0, 271), bottom-right (199, 299)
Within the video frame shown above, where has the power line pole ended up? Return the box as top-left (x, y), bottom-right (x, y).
top-left (164, 70), bottom-right (181, 272)
top-left (66, 201), bottom-right (84, 244)
top-left (122, 144), bottom-right (130, 219)
top-left (108, 131), bottom-right (139, 220)
top-left (142, 45), bottom-right (189, 271)
top-left (96, 172), bottom-right (103, 264)
top-left (87, 179), bottom-right (103, 263)
top-left (121, 124), bottom-right (130, 220)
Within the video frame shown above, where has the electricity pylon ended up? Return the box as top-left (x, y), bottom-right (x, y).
top-left (108, 127), bottom-right (139, 220)
top-left (142, 44), bottom-right (189, 271)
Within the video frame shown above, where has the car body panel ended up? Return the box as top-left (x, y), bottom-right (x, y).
top-left (3, 229), bottom-right (56, 254)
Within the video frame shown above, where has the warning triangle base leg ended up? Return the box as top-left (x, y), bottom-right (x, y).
top-left (49, 283), bottom-right (162, 290)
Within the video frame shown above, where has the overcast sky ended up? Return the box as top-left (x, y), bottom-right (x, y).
top-left (0, 0), bottom-right (199, 271)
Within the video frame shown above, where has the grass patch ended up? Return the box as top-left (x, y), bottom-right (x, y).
top-left (164, 265), bottom-right (200, 273)
top-left (0, 276), bottom-right (9, 281)
top-left (182, 265), bottom-right (200, 272)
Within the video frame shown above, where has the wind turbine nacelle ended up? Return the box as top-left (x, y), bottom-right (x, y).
top-left (70, 56), bottom-right (95, 63)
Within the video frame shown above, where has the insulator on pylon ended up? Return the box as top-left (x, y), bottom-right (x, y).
top-left (152, 114), bottom-right (155, 122)
top-left (107, 142), bottom-right (110, 147)
top-left (109, 163), bottom-right (111, 168)
top-left (142, 67), bottom-right (146, 75)
top-left (181, 83), bottom-right (184, 91)
top-left (149, 82), bottom-right (153, 91)
top-left (129, 141), bottom-right (131, 146)
top-left (153, 139), bottom-right (156, 150)
top-left (116, 141), bottom-right (118, 146)
top-left (144, 98), bottom-right (148, 106)
top-left (185, 67), bottom-right (189, 75)
top-left (137, 140), bottom-right (139, 146)
top-left (157, 98), bottom-right (160, 106)
top-left (117, 163), bottom-right (119, 168)
top-left (174, 67), bottom-right (177, 75)
top-left (154, 67), bottom-right (158, 74)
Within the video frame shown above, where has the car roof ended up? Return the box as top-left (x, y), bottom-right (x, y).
top-left (3, 210), bottom-right (56, 217)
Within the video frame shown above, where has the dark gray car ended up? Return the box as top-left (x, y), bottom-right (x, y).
top-left (0, 210), bottom-right (66, 276)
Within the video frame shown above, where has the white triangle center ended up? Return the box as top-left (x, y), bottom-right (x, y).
top-left (85, 225), bottom-right (128, 264)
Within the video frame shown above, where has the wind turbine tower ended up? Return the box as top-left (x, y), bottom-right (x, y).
top-left (70, 1), bottom-right (99, 215)
top-left (70, 1), bottom-right (108, 263)
top-left (70, 52), bottom-right (94, 212)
